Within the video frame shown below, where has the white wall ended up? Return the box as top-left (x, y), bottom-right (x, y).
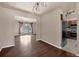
top-left (40, 9), bottom-right (62, 47)
top-left (39, 3), bottom-right (77, 48)
top-left (0, 6), bottom-right (37, 51)
top-left (35, 16), bottom-right (41, 40)
top-left (0, 7), bottom-right (16, 49)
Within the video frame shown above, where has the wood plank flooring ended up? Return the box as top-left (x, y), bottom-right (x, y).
top-left (0, 35), bottom-right (76, 57)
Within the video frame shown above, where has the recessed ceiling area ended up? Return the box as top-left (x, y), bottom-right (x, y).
top-left (0, 2), bottom-right (76, 15)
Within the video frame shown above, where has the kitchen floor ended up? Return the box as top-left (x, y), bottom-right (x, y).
top-left (63, 39), bottom-right (79, 56)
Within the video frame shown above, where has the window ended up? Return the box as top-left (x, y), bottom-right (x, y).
top-left (20, 23), bottom-right (32, 34)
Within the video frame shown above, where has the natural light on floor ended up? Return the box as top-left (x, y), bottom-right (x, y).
top-left (20, 35), bottom-right (31, 46)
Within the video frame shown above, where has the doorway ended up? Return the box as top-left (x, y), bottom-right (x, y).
top-left (61, 11), bottom-right (77, 53)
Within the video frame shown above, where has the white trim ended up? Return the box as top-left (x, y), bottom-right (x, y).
top-left (0, 44), bottom-right (15, 52)
top-left (76, 54), bottom-right (79, 56)
top-left (0, 48), bottom-right (2, 52)
top-left (40, 39), bottom-right (79, 56)
top-left (40, 39), bottom-right (61, 49)
top-left (1, 44), bottom-right (15, 49)
top-left (36, 39), bottom-right (41, 41)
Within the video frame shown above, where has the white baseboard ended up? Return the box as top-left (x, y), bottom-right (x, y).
top-left (40, 39), bottom-right (79, 56)
top-left (36, 39), bottom-right (41, 41)
top-left (40, 39), bottom-right (61, 49)
top-left (0, 48), bottom-right (2, 52)
top-left (76, 54), bottom-right (79, 56)
top-left (0, 44), bottom-right (15, 52)
top-left (2, 44), bottom-right (15, 49)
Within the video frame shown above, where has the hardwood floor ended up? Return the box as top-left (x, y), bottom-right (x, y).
top-left (0, 35), bottom-right (76, 57)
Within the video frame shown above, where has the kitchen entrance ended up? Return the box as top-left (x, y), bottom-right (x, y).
top-left (61, 10), bottom-right (77, 53)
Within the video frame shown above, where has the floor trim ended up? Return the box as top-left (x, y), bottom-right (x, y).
top-left (39, 39), bottom-right (61, 49)
top-left (0, 48), bottom-right (2, 52)
top-left (36, 39), bottom-right (41, 41)
top-left (2, 44), bottom-right (15, 49)
top-left (0, 44), bottom-right (15, 52)
top-left (38, 39), bottom-right (78, 56)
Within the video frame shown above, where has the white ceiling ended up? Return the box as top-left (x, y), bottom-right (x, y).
top-left (0, 2), bottom-right (76, 15)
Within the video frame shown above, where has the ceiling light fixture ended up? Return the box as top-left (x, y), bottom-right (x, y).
top-left (32, 2), bottom-right (46, 14)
